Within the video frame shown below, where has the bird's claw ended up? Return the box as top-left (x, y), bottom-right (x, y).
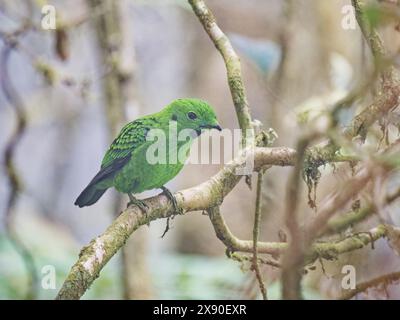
top-left (159, 186), bottom-right (182, 238)
top-left (127, 195), bottom-right (149, 215)
top-left (161, 186), bottom-right (183, 215)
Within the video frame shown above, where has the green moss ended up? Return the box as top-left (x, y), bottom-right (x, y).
top-left (303, 144), bottom-right (340, 209)
top-left (303, 151), bottom-right (324, 210)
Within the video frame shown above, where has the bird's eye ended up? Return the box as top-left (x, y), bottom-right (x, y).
top-left (187, 111), bottom-right (197, 120)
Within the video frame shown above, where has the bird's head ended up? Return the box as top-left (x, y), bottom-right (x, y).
top-left (166, 98), bottom-right (222, 135)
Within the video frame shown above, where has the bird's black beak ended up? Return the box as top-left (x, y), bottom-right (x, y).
top-left (199, 124), bottom-right (222, 131)
top-left (212, 124), bottom-right (222, 131)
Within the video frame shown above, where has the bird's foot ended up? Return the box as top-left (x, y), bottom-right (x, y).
top-left (160, 186), bottom-right (183, 238)
top-left (127, 193), bottom-right (149, 214)
top-left (161, 186), bottom-right (183, 215)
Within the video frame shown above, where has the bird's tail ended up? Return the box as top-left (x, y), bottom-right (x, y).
top-left (75, 159), bottom-right (126, 208)
top-left (74, 182), bottom-right (107, 207)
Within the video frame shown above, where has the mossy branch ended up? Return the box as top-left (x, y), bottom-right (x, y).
top-left (326, 186), bottom-right (400, 235)
top-left (207, 206), bottom-right (389, 265)
top-left (56, 145), bottom-right (393, 299)
top-left (309, 0), bottom-right (400, 164)
top-left (188, 0), bottom-right (254, 144)
top-left (55, 146), bottom-right (295, 299)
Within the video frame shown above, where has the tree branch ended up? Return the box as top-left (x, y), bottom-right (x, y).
top-left (55, 146), bottom-right (295, 299)
top-left (310, 0), bottom-right (400, 165)
top-left (207, 206), bottom-right (389, 265)
top-left (340, 270), bottom-right (400, 300)
top-left (276, 0), bottom-right (400, 300)
top-left (56, 144), bottom-right (392, 299)
top-left (188, 0), bottom-right (253, 143)
top-left (326, 186), bottom-right (400, 235)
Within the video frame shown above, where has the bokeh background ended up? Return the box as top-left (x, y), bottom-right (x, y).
top-left (1, 0), bottom-right (400, 299)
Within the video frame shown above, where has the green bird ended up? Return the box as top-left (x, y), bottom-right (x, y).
top-left (74, 98), bottom-right (221, 212)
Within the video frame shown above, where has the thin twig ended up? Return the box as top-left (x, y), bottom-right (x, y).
top-left (340, 271), bottom-right (400, 300)
top-left (251, 172), bottom-right (267, 300)
top-left (351, 0), bottom-right (386, 60)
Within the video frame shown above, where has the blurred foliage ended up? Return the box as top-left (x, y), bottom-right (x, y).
top-left (364, 3), bottom-right (387, 29)
top-left (153, 254), bottom-right (245, 299)
top-left (0, 210), bottom-right (322, 299)
top-left (267, 281), bottom-right (321, 300)
top-left (229, 33), bottom-right (282, 75)
top-left (363, 2), bottom-right (400, 29)
top-left (0, 210), bottom-right (245, 299)
top-left (0, 210), bottom-right (121, 299)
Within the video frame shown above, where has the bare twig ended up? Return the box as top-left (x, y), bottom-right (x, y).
top-left (340, 271), bottom-right (400, 300)
top-left (251, 172), bottom-right (267, 300)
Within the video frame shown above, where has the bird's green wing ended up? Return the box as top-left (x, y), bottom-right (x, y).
top-left (101, 119), bottom-right (151, 169)
top-left (74, 119), bottom-right (153, 207)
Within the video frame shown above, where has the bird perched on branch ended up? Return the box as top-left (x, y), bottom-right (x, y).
top-left (75, 98), bottom-right (222, 213)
